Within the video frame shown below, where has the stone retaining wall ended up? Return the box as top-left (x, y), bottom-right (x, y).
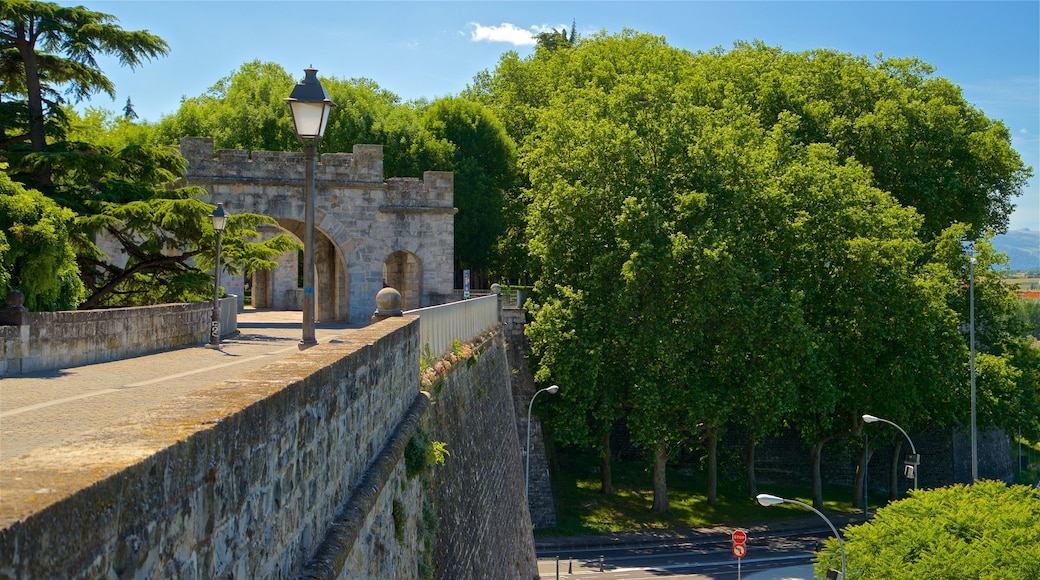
top-left (0, 297), bottom-right (237, 377)
top-left (0, 316), bottom-right (419, 578)
top-left (423, 331), bottom-right (539, 579)
top-left (0, 313), bottom-right (537, 579)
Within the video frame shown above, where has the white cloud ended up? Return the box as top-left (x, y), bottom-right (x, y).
top-left (469, 22), bottom-right (538, 46)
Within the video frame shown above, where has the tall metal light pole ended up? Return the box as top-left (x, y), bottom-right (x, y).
top-left (285, 67), bottom-right (335, 349)
top-left (863, 414), bottom-right (919, 490)
top-left (969, 255), bottom-right (978, 481)
top-left (207, 203), bottom-right (229, 349)
top-left (757, 493), bottom-right (846, 579)
top-left (526, 385), bottom-right (560, 500)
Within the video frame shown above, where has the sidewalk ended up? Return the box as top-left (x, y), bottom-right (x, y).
top-left (1, 309), bottom-right (356, 462)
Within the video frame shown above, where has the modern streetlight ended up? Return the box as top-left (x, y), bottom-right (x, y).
top-left (285, 66), bottom-right (336, 349)
top-left (862, 414), bottom-right (919, 490)
top-left (969, 255), bottom-right (978, 481)
top-left (206, 203), bottom-right (229, 349)
top-left (757, 493), bottom-right (846, 579)
top-left (526, 385), bottom-right (560, 500)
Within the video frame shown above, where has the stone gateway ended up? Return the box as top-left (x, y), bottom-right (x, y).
top-left (178, 137), bottom-right (457, 325)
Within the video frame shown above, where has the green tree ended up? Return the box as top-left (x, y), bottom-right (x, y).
top-left (0, 0), bottom-right (167, 154)
top-left (0, 171), bottom-right (83, 310)
top-left (816, 481), bottom-right (1040, 578)
top-left (154, 60), bottom-right (297, 152)
top-left (511, 31), bottom-right (1003, 514)
top-left (700, 42), bottom-right (1031, 237)
top-left (415, 97), bottom-right (516, 273)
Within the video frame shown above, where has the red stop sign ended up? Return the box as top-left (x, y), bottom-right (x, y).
top-left (732, 529), bottom-right (747, 544)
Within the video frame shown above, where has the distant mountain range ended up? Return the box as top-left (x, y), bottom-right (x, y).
top-left (992, 229), bottom-right (1040, 273)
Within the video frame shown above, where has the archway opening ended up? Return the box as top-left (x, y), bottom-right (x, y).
top-left (383, 251), bottom-right (422, 311)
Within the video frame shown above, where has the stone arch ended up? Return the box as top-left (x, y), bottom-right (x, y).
top-left (247, 221), bottom-right (348, 322)
top-left (276, 218), bottom-right (350, 322)
top-left (382, 251), bottom-right (422, 311)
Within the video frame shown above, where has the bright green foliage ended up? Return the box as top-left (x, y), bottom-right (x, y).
top-left (817, 481), bottom-right (1040, 579)
top-left (154, 61), bottom-right (297, 152)
top-left (0, 172), bottom-right (83, 310)
top-left (416, 97), bottom-right (516, 272)
top-left (0, 0), bottom-right (168, 153)
top-left (500, 30), bottom-right (1029, 513)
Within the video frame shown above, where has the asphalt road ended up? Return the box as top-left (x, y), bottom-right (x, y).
top-left (536, 528), bottom-right (845, 580)
top-left (0, 310), bottom-right (357, 463)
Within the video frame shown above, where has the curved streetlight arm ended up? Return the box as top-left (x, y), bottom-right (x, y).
top-left (526, 385), bottom-right (560, 501)
top-left (862, 415), bottom-right (917, 456)
top-left (863, 414), bottom-right (919, 490)
top-left (757, 494), bottom-right (846, 579)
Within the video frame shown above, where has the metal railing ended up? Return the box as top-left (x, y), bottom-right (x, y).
top-left (406, 294), bottom-right (500, 359)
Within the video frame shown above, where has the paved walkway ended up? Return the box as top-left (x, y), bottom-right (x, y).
top-left (1, 309), bottom-right (357, 463)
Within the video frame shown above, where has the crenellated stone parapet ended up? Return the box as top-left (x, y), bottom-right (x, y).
top-left (178, 137), bottom-right (385, 184)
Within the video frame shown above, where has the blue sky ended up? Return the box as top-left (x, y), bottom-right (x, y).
top-left (69, 1), bottom-right (1039, 231)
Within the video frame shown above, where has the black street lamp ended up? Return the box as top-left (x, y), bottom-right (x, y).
top-left (285, 66), bottom-right (335, 348)
top-left (207, 203), bottom-right (229, 348)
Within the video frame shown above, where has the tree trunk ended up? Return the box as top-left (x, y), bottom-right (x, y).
top-left (745, 439), bottom-right (758, 498)
top-left (889, 439), bottom-right (904, 501)
top-left (16, 35), bottom-right (47, 154)
top-left (651, 443), bottom-right (671, 513)
top-left (853, 441), bottom-right (874, 510)
top-left (706, 429), bottom-right (719, 507)
top-left (600, 432), bottom-right (613, 496)
top-left (810, 441), bottom-right (825, 510)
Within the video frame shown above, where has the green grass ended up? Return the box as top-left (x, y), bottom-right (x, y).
top-left (1014, 437), bottom-right (1040, 486)
top-left (543, 448), bottom-right (888, 536)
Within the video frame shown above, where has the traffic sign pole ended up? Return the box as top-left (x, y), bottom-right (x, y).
top-left (731, 530), bottom-right (748, 580)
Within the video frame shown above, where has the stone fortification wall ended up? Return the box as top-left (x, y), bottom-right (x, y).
top-left (423, 331), bottom-right (539, 579)
top-left (0, 316), bottom-right (421, 578)
top-left (0, 297), bottom-right (237, 377)
top-left (1, 312), bottom-right (537, 579)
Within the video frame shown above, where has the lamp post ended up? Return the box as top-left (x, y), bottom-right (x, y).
top-left (862, 414), bottom-right (919, 490)
top-left (526, 385), bottom-right (560, 500)
top-left (207, 203), bottom-right (229, 348)
top-left (285, 66), bottom-right (335, 349)
top-left (969, 255), bottom-right (978, 481)
top-left (757, 493), bottom-right (846, 579)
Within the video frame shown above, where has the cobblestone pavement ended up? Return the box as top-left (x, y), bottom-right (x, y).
top-left (0, 309), bottom-right (358, 463)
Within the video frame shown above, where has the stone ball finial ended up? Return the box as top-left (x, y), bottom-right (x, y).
top-left (372, 287), bottom-right (403, 324)
top-left (6, 289), bottom-right (25, 308)
top-left (376, 287), bottom-right (402, 312)
top-left (490, 283), bottom-right (502, 295)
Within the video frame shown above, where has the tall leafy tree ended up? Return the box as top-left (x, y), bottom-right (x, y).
top-left (416, 97), bottom-right (516, 274)
top-left (2, 4), bottom-right (297, 310)
top-left (499, 30), bottom-right (1028, 515)
top-left (0, 0), bottom-right (168, 154)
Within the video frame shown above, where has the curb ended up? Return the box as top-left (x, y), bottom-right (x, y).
top-left (535, 512), bottom-right (870, 552)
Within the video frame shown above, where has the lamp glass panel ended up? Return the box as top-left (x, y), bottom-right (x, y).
top-left (290, 100), bottom-right (328, 138)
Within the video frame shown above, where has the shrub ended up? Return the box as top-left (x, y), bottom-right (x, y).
top-left (817, 480), bottom-right (1040, 578)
